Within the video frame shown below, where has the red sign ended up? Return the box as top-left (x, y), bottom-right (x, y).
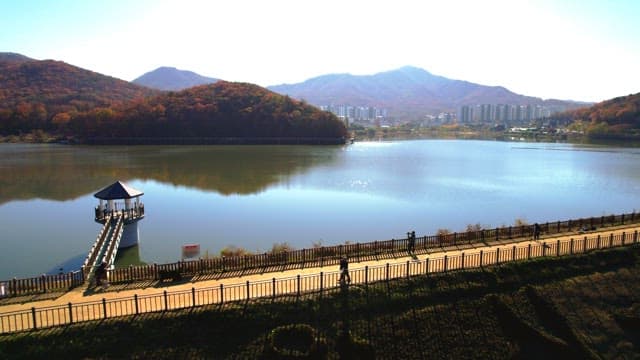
top-left (182, 244), bottom-right (200, 259)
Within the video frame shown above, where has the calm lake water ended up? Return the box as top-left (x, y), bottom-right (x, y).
top-left (1, 140), bottom-right (640, 279)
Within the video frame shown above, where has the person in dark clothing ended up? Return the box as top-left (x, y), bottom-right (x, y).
top-left (533, 223), bottom-right (541, 240)
top-left (339, 256), bottom-right (351, 283)
top-left (410, 231), bottom-right (416, 253)
top-left (95, 262), bottom-right (108, 288)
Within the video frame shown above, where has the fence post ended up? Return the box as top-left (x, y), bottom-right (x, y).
top-left (622, 232), bottom-right (626, 246)
top-left (386, 263), bottom-right (390, 282)
top-left (542, 242), bottom-right (547, 257)
top-left (583, 236), bottom-right (587, 253)
top-left (272, 278), bottom-right (276, 299)
top-left (597, 234), bottom-right (601, 249)
top-left (41, 275), bottom-right (46, 293)
top-left (495, 227), bottom-right (499, 241)
top-left (496, 248), bottom-right (500, 265)
top-left (220, 284), bottom-right (224, 304)
top-left (527, 244), bottom-right (531, 260)
top-left (63, 302), bottom-right (72, 324)
top-left (570, 238), bottom-right (574, 254)
top-left (512, 245), bottom-right (516, 261)
top-left (556, 240), bottom-right (560, 256)
top-left (134, 294), bottom-right (139, 314)
top-left (425, 258), bottom-right (430, 275)
top-left (297, 275), bottom-right (301, 298)
top-left (365, 266), bottom-right (369, 286)
top-left (444, 255), bottom-right (448, 272)
top-left (31, 307), bottom-right (37, 330)
top-left (320, 272), bottom-right (324, 295)
top-left (246, 281), bottom-right (250, 300)
top-left (609, 233), bottom-right (614, 247)
top-left (102, 298), bottom-right (107, 319)
top-left (164, 290), bottom-right (168, 311)
top-left (192, 287), bottom-right (196, 307)
top-left (634, 230), bottom-right (638, 244)
top-left (479, 250), bottom-right (483, 267)
top-left (461, 252), bottom-right (465, 270)
top-left (406, 261), bottom-right (410, 279)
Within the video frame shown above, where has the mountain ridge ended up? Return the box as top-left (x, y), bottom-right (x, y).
top-left (0, 52), bottom-right (345, 141)
top-left (133, 66), bottom-right (218, 91)
top-left (268, 66), bottom-right (588, 120)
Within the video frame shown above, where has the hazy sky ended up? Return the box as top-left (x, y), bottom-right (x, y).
top-left (1, 0), bottom-right (638, 102)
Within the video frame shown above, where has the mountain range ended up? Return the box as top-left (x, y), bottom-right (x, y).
top-left (2, 51), bottom-right (630, 141)
top-left (268, 66), bottom-right (589, 120)
top-left (0, 53), bottom-right (345, 141)
top-left (132, 66), bottom-right (218, 91)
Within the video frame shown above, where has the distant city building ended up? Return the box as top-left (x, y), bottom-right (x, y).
top-left (459, 105), bottom-right (474, 124)
top-left (457, 103), bottom-right (551, 124)
top-left (320, 104), bottom-right (388, 125)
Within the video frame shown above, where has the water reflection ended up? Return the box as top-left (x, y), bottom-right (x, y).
top-left (0, 144), bottom-right (344, 204)
top-left (114, 245), bottom-right (146, 267)
top-left (3, 140), bottom-right (640, 279)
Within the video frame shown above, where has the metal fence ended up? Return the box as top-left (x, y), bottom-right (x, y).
top-left (0, 271), bottom-right (84, 298)
top-left (2, 211), bottom-right (638, 297)
top-left (1, 229), bottom-right (637, 334)
top-left (107, 211), bottom-right (639, 284)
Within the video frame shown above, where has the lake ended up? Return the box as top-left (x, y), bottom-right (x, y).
top-left (1, 140), bottom-right (640, 279)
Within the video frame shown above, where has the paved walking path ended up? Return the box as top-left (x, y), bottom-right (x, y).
top-left (2, 224), bottom-right (638, 317)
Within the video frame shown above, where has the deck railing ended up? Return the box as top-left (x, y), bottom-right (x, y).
top-left (82, 215), bottom-right (112, 278)
top-left (94, 204), bottom-right (144, 223)
top-left (1, 211), bottom-right (638, 298)
top-left (1, 230), bottom-right (638, 334)
top-left (0, 271), bottom-right (84, 299)
top-left (107, 211), bottom-right (639, 284)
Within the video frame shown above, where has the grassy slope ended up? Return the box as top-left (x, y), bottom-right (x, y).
top-left (1, 246), bottom-right (640, 359)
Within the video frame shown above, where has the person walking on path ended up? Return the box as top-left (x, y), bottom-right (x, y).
top-left (407, 231), bottom-right (416, 254)
top-left (339, 256), bottom-right (351, 284)
top-left (95, 262), bottom-right (109, 290)
top-left (533, 223), bottom-right (541, 240)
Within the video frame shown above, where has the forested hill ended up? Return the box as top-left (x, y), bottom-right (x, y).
top-left (68, 81), bottom-right (347, 141)
top-left (558, 92), bottom-right (640, 137)
top-left (0, 54), bottom-right (158, 134)
top-left (0, 54), bottom-right (345, 142)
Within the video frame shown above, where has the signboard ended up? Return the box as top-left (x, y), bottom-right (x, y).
top-left (182, 244), bottom-right (200, 260)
